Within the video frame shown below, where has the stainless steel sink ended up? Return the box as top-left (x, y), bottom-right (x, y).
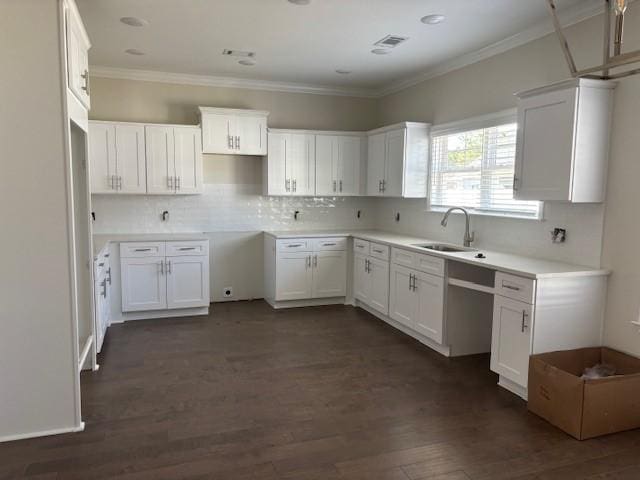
top-left (412, 243), bottom-right (474, 253)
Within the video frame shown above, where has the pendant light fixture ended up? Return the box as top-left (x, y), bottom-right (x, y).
top-left (547, 0), bottom-right (640, 80)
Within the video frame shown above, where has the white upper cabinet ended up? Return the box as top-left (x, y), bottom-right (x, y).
top-left (264, 130), bottom-right (315, 196)
top-left (514, 79), bottom-right (615, 202)
top-left (199, 107), bottom-right (269, 155)
top-left (64, 0), bottom-right (91, 109)
top-left (146, 125), bottom-right (203, 195)
top-left (315, 134), bottom-right (364, 196)
top-left (365, 122), bottom-right (430, 198)
top-left (89, 122), bottom-right (146, 194)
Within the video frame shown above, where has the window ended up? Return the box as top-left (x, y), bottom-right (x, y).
top-left (430, 114), bottom-right (541, 219)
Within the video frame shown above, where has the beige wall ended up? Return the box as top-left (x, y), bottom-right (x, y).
top-left (377, 8), bottom-right (640, 356)
top-left (89, 77), bottom-right (378, 184)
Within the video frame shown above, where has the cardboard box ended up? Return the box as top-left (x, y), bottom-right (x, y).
top-left (528, 347), bottom-right (640, 440)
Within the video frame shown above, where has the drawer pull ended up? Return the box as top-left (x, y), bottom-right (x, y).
top-left (502, 283), bottom-right (521, 291)
top-left (373, 248), bottom-right (384, 254)
top-left (356, 244), bottom-right (365, 249)
top-left (134, 248), bottom-right (152, 252)
top-left (178, 247), bottom-right (197, 251)
top-left (98, 262), bottom-right (105, 267)
top-left (322, 243), bottom-right (337, 246)
top-left (104, 253), bottom-right (110, 258)
top-left (287, 244), bottom-right (303, 248)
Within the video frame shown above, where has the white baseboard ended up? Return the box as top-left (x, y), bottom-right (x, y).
top-left (497, 376), bottom-right (528, 400)
top-left (114, 306), bottom-right (209, 322)
top-left (0, 422), bottom-right (84, 443)
top-left (265, 297), bottom-right (347, 309)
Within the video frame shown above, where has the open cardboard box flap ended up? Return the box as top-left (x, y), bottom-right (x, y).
top-left (528, 347), bottom-right (640, 440)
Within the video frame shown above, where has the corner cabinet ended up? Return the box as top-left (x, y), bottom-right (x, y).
top-left (199, 107), bottom-right (269, 155)
top-left (263, 130), bottom-right (316, 196)
top-left (514, 79), bottom-right (615, 202)
top-left (366, 122), bottom-right (430, 198)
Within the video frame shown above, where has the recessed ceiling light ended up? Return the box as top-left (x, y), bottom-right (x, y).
top-left (371, 48), bottom-right (391, 55)
top-left (288, 0), bottom-right (310, 4)
top-left (238, 59), bottom-right (256, 66)
top-left (120, 17), bottom-right (149, 27)
top-left (421, 14), bottom-right (445, 25)
top-left (125, 48), bottom-right (145, 56)
top-left (335, 69), bottom-right (352, 75)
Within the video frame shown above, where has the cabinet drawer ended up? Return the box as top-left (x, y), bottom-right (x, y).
top-left (391, 247), bottom-right (445, 277)
top-left (314, 237), bottom-right (347, 251)
top-left (353, 238), bottom-right (370, 255)
top-left (120, 242), bottom-right (165, 258)
top-left (369, 242), bottom-right (390, 261)
top-left (166, 241), bottom-right (208, 257)
top-left (277, 239), bottom-right (312, 252)
top-left (495, 272), bottom-right (536, 304)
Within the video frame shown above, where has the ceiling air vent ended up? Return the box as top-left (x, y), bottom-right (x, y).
top-left (374, 35), bottom-right (409, 48)
top-left (222, 49), bottom-right (255, 58)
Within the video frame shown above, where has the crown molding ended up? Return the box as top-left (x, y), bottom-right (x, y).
top-left (375, 0), bottom-right (605, 97)
top-left (91, 0), bottom-right (606, 100)
top-left (89, 66), bottom-right (379, 98)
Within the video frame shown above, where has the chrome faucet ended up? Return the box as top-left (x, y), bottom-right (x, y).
top-left (440, 207), bottom-right (475, 247)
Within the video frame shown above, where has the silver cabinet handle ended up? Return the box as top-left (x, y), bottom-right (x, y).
top-left (106, 267), bottom-right (112, 285)
top-left (292, 179), bottom-right (297, 192)
top-left (339, 180), bottom-right (343, 192)
top-left (81, 69), bottom-right (90, 95)
top-left (378, 180), bottom-right (382, 193)
top-left (118, 176), bottom-right (123, 190)
top-left (372, 248), bottom-right (383, 254)
top-left (134, 248), bottom-right (152, 252)
top-left (100, 279), bottom-right (107, 297)
top-left (306, 255), bottom-right (311, 268)
top-left (503, 283), bottom-right (521, 291)
top-left (365, 259), bottom-right (370, 273)
top-left (333, 180), bottom-right (337, 192)
top-left (381, 179), bottom-right (386, 192)
top-left (313, 255), bottom-right (318, 267)
top-left (285, 179), bottom-right (290, 192)
top-left (98, 262), bottom-right (105, 267)
top-left (110, 175), bottom-right (116, 190)
top-left (322, 243), bottom-right (336, 247)
top-left (175, 176), bottom-right (181, 191)
top-left (178, 247), bottom-right (197, 251)
top-left (228, 135), bottom-right (233, 149)
top-left (168, 176), bottom-right (174, 189)
top-left (287, 243), bottom-right (303, 248)
top-left (513, 176), bottom-right (519, 192)
top-left (160, 260), bottom-right (164, 275)
top-left (522, 311), bottom-right (528, 333)
top-left (166, 260), bottom-right (172, 274)
top-left (104, 253), bottom-right (110, 258)
top-left (236, 136), bottom-right (240, 150)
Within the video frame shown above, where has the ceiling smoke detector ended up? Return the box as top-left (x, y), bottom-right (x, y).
top-left (373, 35), bottom-right (409, 49)
top-left (288, 0), bottom-right (311, 5)
top-left (421, 14), bottom-right (445, 25)
top-left (335, 69), bottom-right (352, 74)
top-left (371, 48), bottom-right (391, 55)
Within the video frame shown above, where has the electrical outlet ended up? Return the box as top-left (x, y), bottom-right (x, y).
top-left (551, 228), bottom-right (567, 243)
top-left (223, 287), bottom-right (233, 298)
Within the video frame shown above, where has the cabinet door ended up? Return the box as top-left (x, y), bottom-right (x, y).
top-left (514, 88), bottom-right (576, 201)
top-left (115, 124), bottom-right (146, 193)
top-left (65, 6), bottom-right (90, 109)
top-left (275, 252), bottom-right (313, 301)
top-left (490, 296), bottom-right (533, 387)
top-left (315, 135), bottom-right (337, 196)
top-left (368, 257), bottom-right (390, 316)
top-left (174, 127), bottom-right (203, 194)
top-left (237, 116), bottom-right (267, 155)
top-left (384, 128), bottom-right (406, 197)
top-left (121, 257), bottom-right (167, 312)
top-left (95, 277), bottom-right (107, 353)
top-left (202, 113), bottom-right (233, 154)
top-left (353, 253), bottom-right (370, 303)
top-left (166, 256), bottom-right (209, 309)
top-left (288, 134), bottom-right (316, 196)
top-left (338, 136), bottom-right (362, 196)
top-left (367, 133), bottom-right (386, 196)
top-left (266, 132), bottom-right (288, 195)
top-left (389, 264), bottom-right (416, 328)
top-left (89, 123), bottom-right (117, 194)
top-left (145, 126), bottom-right (175, 194)
top-left (414, 271), bottom-right (445, 343)
top-left (312, 251), bottom-right (346, 298)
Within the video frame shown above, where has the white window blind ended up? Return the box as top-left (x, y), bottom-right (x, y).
top-left (430, 122), bottom-right (541, 218)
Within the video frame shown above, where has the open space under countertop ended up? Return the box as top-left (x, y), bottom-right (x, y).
top-left (264, 229), bottom-right (609, 280)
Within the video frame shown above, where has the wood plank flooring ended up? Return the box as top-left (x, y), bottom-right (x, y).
top-left (2, 301), bottom-right (640, 479)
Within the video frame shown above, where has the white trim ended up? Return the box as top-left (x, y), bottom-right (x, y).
top-left (431, 109), bottom-right (517, 136)
top-left (376, 0), bottom-right (605, 97)
top-left (0, 423), bottom-right (85, 443)
top-left (90, 66), bottom-right (379, 98)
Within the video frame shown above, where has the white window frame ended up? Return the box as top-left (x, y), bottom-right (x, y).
top-left (427, 109), bottom-right (543, 220)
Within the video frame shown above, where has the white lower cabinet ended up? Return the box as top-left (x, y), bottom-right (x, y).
top-left (266, 236), bottom-right (347, 304)
top-left (120, 241), bottom-right (209, 313)
top-left (353, 252), bottom-right (389, 316)
top-left (389, 263), bottom-right (445, 344)
top-left (94, 250), bottom-right (111, 353)
top-left (490, 295), bottom-right (533, 388)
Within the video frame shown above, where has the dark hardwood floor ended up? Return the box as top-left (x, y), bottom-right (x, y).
top-left (3, 301), bottom-right (640, 479)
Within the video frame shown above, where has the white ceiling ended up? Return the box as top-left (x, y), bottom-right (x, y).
top-left (77, 0), bottom-right (602, 96)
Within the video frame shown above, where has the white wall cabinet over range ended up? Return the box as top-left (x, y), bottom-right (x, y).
top-left (264, 130), bottom-right (316, 196)
top-left (514, 78), bottom-right (615, 202)
top-left (366, 122), bottom-right (430, 198)
top-left (199, 107), bottom-right (269, 155)
top-left (353, 239), bottom-right (390, 316)
top-left (88, 121), bottom-right (203, 195)
top-left (120, 240), bottom-right (210, 315)
top-left (315, 134), bottom-right (365, 196)
top-left (264, 235), bottom-right (347, 307)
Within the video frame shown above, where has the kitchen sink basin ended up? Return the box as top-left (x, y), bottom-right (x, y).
top-left (412, 243), bottom-right (474, 253)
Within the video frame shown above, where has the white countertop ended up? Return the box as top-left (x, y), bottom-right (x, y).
top-left (93, 233), bottom-right (208, 258)
top-left (264, 229), bottom-right (609, 279)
